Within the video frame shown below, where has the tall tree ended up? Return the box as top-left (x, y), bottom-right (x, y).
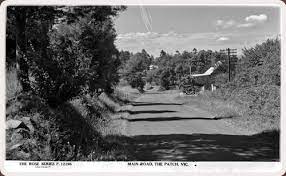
top-left (15, 7), bottom-right (30, 91)
top-left (9, 6), bottom-right (58, 91)
top-left (7, 6), bottom-right (126, 105)
top-left (123, 49), bottom-right (152, 91)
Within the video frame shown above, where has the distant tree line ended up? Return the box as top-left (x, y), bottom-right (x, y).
top-left (120, 48), bottom-right (232, 91)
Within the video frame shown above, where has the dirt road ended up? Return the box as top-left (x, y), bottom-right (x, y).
top-left (123, 89), bottom-right (279, 161)
top-left (126, 90), bottom-right (247, 136)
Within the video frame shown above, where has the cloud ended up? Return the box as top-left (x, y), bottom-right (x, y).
top-left (215, 19), bottom-right (236, 29)
top-left (116, 31), bottom-right (233, 56)
top-left (115, 31), bottom-right (277, 57)
top-left (116, 31), bottom-right (220, 56)
top-left (215, 14), bottom-right (268, 29)
top-left (215, 20), bottom-right (224, 26)
top-left (117, 32), bottom-right (160, 40)
top-left (237, 14), bottom-right (268, 28)
top-left (237, 23), bottom-right (255, 28)
top-left (217, 37), bottom-right (230, 41)
top-left (117, 31), bottom-right (216, 42)
top-left (245, 14), bottom-right (267, 23)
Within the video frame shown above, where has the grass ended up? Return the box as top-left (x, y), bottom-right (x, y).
top-left (113, 85), bottom-right (141, 103)
top-left (69, 91), bottom-right (130, 136)
top-left (6, 71), bottom-right (135, 161)
top-left (175, 90), bottom-right (279, 133)
top-left (6, 91), bottom-right (133, 161)
top-left (177, 91), bottom-right (243, 118)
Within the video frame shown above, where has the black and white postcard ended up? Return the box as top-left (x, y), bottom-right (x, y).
top-left (0, 0), bottom-right (285, 175)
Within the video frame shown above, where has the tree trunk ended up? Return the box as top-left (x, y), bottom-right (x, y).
top-left (15, 8), bottom-right (31, 92)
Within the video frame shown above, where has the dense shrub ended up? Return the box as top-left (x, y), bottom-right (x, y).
top-left (213, 73), bottom-right (228, 88)
top-left (7, 6), bottom-right (125, 107)
top-left (159, 67), bottom-right (176, 90)
top-left (128, 72), bottom-right (145, 92)
top-left (145, 69), bottom-right (159, 84)
top-left (217, 38), bottom-right (280, 121)
top-left (122, 50), bottom-right (152, 91)
top-left (235, 39), bottom-right (280, 87)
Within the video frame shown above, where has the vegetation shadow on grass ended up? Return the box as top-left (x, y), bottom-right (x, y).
top-left (54, 99), bottom-right (134, 161)
top-left (6, 92), bottom-right (132, 161)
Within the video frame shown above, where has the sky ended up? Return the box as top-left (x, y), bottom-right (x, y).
top-left (114, 6), bottom-right (280, 57)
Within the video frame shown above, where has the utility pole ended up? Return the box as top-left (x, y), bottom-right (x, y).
top-left (220, 48), bottom-right (237, 82)
top-left (228, 48), bottom-right (237, 82)
top-left (227, 48), bottom-right (231, 82)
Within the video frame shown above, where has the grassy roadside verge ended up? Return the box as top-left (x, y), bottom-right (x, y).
top-left (6, 70), bottom-right (139, 161)
top-left (175, 90), bottom-right (279, 134)
top-left (93, 86), bottom-right (141, 136)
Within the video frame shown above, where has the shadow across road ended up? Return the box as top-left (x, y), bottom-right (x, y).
top-left (127, 130), bottom-right (279, 161)
top-left (119, 110), bottom-right (177, 114)
top-left (131, 102), bottom-right (183, 106)
top-left (126, 116), bottom-right (219, 122)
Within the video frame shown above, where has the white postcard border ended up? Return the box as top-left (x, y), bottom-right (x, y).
top-left (0, 0), bottom-right (285, 175)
